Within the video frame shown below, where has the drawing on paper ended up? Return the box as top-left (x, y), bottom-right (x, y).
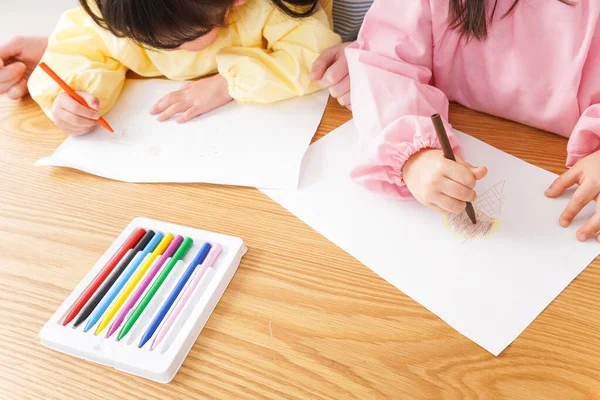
top-left (145, 145), bottom-right (162, 157)
top-left (117, 122), bottom-right (141, 137)
top-left (443, 181), bottom-right (505, 240)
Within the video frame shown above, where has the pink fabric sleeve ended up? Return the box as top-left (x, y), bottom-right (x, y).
top-left (566, 104), bottom-right (600, 167)
top-left (567, 30), bottom-right (600, 167)
top-left (345, 0), bottom-right (461, 198)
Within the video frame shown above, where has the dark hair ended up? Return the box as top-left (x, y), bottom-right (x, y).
top-left (449, 0), bottom-right (574, 41)
top-left (79, 0), bottom-right (319, 50)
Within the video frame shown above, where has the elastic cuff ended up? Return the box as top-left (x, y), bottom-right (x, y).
top-left (380, 133), bottom-right (442, 187)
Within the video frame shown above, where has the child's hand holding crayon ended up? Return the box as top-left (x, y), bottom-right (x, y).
top-left (51, 92), bottom-right (101, 136)
top-left (150, 74), bottom-right (233, 124)
top-left (403, 149), bottom-right (488, 214)
top-left (546, 150), bottom-right (600, 242)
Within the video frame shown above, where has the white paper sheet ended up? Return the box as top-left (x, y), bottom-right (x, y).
top-left (262, 121), bottom-right (600, 355)
top-left (36, 79), bottom-right (329, 189)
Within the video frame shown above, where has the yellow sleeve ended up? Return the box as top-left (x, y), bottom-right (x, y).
top-left (28, 8), bottom-right (133, 118)
top-left (216, 6), bottom-right (341, 104)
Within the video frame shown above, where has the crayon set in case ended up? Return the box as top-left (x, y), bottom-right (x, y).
top-left (40, 217), bottom-right (246, 383)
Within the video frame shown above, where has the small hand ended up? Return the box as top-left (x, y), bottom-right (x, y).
top-left (403, 149), bottom-right (488, 213)
top-left (150, 74), bottom-right (233, 123)
top-left (310, 42), bottom-right (351, 109)
top-left (545, 150), bottom-right (600, 242)
top-left (51, 92), bottom-right (100, 135)
top-left (0, 36), bottom-right (48, 99)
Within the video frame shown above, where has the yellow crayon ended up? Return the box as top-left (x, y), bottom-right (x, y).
top-left (95, 234), bottom-right (174, 335)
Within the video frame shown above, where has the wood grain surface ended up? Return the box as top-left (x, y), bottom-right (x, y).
top-left (0, 95), bottom-right (598, 400)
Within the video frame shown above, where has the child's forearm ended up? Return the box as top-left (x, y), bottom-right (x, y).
top-left (27, 8), bottom-right (128, 118)
top-left (29, 62), bottom-right (127, 120)
top-left (346, 0), bottom-right (462, 198)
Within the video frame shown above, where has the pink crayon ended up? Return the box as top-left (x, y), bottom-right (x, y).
top-left (150, 244), bottom-right (222, 350)
top-left (106, 236), bottom-right (184, 338)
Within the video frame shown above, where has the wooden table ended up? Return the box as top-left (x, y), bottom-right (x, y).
top-left (1, 95), bottom-right (599, 400)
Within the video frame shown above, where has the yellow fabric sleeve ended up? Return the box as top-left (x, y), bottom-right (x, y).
top-left (27, 8), bottom-right (136, 118)
top-left (216, 6), bottom-right (341, 103)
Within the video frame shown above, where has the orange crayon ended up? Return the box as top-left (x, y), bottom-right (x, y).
top-left (38, 62), bottom-right (114, 133)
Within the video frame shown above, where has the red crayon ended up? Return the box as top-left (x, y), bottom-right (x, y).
top-left (62, 228), bottom-right (146, 326)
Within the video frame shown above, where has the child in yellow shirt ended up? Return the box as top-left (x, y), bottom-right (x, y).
top-left (27, 0), bottom-right (340, 135)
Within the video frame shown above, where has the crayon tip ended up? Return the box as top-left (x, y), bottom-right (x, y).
top-left (95, 318), bottom-right (110, 335)
top-left (106, 326), bottom-right (117, 339)
top-left (83, 321), bottom-right (93, 333)
top-left (139, 335), bottom-right (150, 348)
top-left (117, 325), bottom-right (129, 341)
top-left (466, 204), bottom-right (477, 224)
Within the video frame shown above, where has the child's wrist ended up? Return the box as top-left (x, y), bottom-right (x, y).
top-left (403, 148), bottom-right (440, 174)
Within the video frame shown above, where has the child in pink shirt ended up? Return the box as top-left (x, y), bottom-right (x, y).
top-left (346, 0), bottom-right (600, 242)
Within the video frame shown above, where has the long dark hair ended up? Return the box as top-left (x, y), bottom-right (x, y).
top-left (79, 0), bottom-right (320, 50)
top-left (449, 0), bottom-right (573, 41)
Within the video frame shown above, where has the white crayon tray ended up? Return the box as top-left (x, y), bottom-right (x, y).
top-left (40, 217), bottom-right (246, 383)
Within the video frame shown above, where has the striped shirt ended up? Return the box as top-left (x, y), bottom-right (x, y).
top-left (332, 0), bottom-right (373, 41)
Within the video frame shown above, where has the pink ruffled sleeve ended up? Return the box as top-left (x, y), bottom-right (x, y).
top-left (566, 105), bottom-right (600, 167)
top-left (567, 30), bottom-right (600, 167)
top-left (345, 0), bottom-right (461, 198)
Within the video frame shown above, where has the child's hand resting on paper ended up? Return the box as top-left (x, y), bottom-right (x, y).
top-left (546, 149), bottom-right (600, 242)
top-left (51, 92), bottom-right (101, 135)
top-left (402, 149), bottom-right (488, 213)
top-left (150, 74), bottom-right (233, 123)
